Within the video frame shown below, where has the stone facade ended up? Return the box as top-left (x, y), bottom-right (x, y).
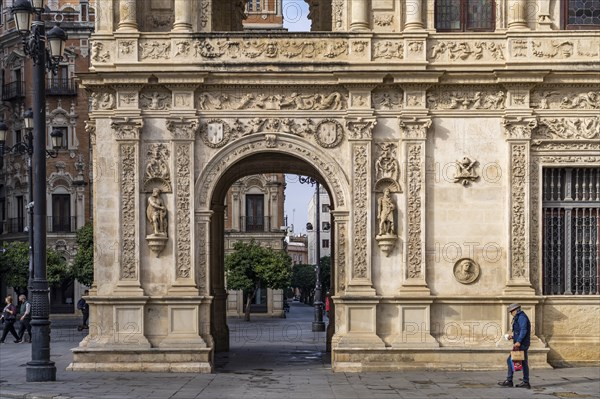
top-left (69, 0), bottom-right (599, 372)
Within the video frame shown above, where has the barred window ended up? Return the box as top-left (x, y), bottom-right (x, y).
top-left (564, 0), bottom-right (600, 29)
top-left (543, 168), bottom-right (600, 295)
top-left (435, 0), bottom-right (495, 31)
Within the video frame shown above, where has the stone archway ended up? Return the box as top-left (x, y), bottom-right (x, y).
top-left (195, 134), bottom-right (351, 355)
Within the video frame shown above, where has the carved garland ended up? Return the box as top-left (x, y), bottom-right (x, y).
top-left (352, 145), bottom-right (368, 279)
top-left (120, 144), bottom-right (137, 279)
top-left (196, 223), bottom-right (207, 293)
top-left (338, 224), bottom-right (346, 292)
top-left (176, 144), bottom-right (192, 279)
top-left (407, 144), bottom-right (423, 279)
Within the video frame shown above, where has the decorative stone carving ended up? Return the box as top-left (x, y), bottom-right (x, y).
top-left (120, 144), bottom-right (137, 279)
top-left (399, 119), bottom-right (432, 140)
top-left (91, 41), bottom-right (110, 62)
top-left (337, 224), bottom-right (346, 292)
top-left (85, 120), bottom-right (96, 145)
top-left (233, 118), bottom-right (316, 137)
top-left (375, 142), bottom-right (401, 193)
top-left (199, 119), bottom-right (232, 148)
top-left (352, 144), bottom-right (368, 279)
top-left (144, 143), bottom-right (171, 193)
top-left (509, 144), bottom-right (528, 280)
top-left (453, 258), bottom-right (480, 284)
top-left (559, 92), bottom-right (600, 109)
top-left (536, 117), bottom-right (600, 140)
top-left (197, 89), bottom-right (346, 111)
top-left (429, 41), bottom-right (505, 62)
top-left (406, 144), bottom-right (423, 279)
top-left (374, 14), bottom-right (394, 27)
top-left (531, 88), bottom-right (600, 109)
top-left (532, 40), bottom-right (573, 58)
top-left (264, 134), bottom-right (277, 148)
top-left (146, 188), bottom-right (168, 257)
top-left (347, 119), bottom-right (376, 140)
top-left (503, 117), bottom-right (538, 140)
top-left (372, 87), bottom-right (403, 110)
top-left (147, 13), bottom-right (173, 31)
top-left (376, 188), bottom-right (398, 257)
top-left (511, 39), bottom-right (528, 57)
top-left (166, 118), bottom-right (198, 140)
top-left (119, 40), bottom-right (135, 55)
top-left (373, 41), bottom-right (403, 60)
top-left (453, 156), bottom-right (479, 186)
top-left (140, 90), bottom-right (172, 110)
top-left (175, 144), bottom-right (192, 278)
top-left (139, 40), bottom-right (171, 60)
top-left (332, 0), bottom-right (345, 30)
top-left (111, 118), bottom-right (143, 141)
top-left (427, 86), bottom-right (506, 110)
top-left (315, 119), bottom-right (344, 148)
top-left (90, 91), bottom-right (116, 110)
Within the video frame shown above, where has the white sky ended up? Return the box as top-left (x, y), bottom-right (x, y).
top-left (282, 0), bottom-right (312, 32)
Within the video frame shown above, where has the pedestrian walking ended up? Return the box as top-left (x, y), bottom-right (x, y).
top-left (0, 295), bottom-right (20, 343)
top-left (498, 303), bottom-right (531, 389)
top-left (77, 289), bottom-right (90, 331)
top-left (325, 291), bottom-right (330, 320)
top-left (17, 294), bottom-right (32, 343)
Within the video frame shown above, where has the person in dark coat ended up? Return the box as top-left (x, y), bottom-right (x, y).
top-left (17, 294), bottom-right (32, 343)
top-left (0, 295), bottom-right (20, 343)
top-left (498, 303), bottom-right (531, 389)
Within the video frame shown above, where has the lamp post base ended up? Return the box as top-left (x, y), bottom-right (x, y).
top-left (312, 321), bottom-right (326, 332)
top-left (26, 361), bottom-right (56, 382)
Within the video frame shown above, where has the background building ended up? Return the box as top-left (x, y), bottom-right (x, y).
top-left (0, 0), bottom-right (94, 313)
top-left (307, 185), bottom-right (331, 265)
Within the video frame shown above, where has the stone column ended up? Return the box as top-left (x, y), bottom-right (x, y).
top-left (117, 0), bottom-right (138, 31)
top-left (166, 118), bottom-right (199, 294)
top-left (502, 116), bottom-right (538, 294)
top-left (404, 0), bottom-right (424, 30)
top-left (508, 0), bottom-right (529, 30)
top-left (209, 205), bottom-right (229, 352)
top-left (350, 0), bottom-right (369, 31)
top-left (172, 0), bottom-right (192, 31)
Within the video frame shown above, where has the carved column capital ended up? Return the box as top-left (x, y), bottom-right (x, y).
top-left (85, 120), bottom-right (96, 146)
top-left (111, 117), bottom-right (143, 141)
top-left (399, 117), bottom-right (432, 140)
top-left (166, 117), bottom-right (199, 141)
top-left (503, 116), bottom-right (538, 140)
top-left (346, 118), bottom-right (377, 141)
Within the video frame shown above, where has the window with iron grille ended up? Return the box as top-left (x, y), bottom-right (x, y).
top-left (564, 0), bottom-right (600, 29)
top-left (245, 194), bottom-right (264, 232)
top-left (435, 0), bottom-right (495, 31)
top-left (543, 167), bottom-right (600, 295)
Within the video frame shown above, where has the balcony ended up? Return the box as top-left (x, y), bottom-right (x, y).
top-left (1, 81), bottom-right (25, 101)
top-left (48, 216), bottom-right (78, 233)
top-left (47, 78), bottom-right (77, 96)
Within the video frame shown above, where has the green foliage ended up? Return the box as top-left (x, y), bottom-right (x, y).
top-left (0, 241), bottom-right (69, 291)
top-left (319, 255), bottom-right (331, 295)
top-left (70, 223), bottom-right (94, 286)
top-left (225, 240), bottom-right (292, 294)
top-left (291, 264), bottom-right (316, 294)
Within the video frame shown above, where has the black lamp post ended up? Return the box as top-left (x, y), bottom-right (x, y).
top-left (10, 0), bottom-right (67, 382)
top-left (299, 176), bottom-right (326, 332)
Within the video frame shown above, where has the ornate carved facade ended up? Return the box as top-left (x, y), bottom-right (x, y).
top-left (70, 0), bottom-right (599, 373)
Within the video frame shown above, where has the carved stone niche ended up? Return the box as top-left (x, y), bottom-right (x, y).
top-left (143, 143), bottom-right (172, 193)
top-left (375, 188), bottom-right (398, 257)
top-left (146, 188), bottom-right (168, 257)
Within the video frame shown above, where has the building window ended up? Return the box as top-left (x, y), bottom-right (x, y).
top-left (435, 0), bottom-right (495, 31)
top-left (322, 239), bottom-right (329, 248)
top-left (564, 0), bottom-right (600, 29)
top-left (245, 194), bottom-right (264, 231)
top-left (543, 167), bottom-right (599, 295)
top-left (321, 204), bottom-right (329, 213)
top-left (16, 195), bottom-right (24, 233)
top-left (52, 194), bottom-right (71, 232)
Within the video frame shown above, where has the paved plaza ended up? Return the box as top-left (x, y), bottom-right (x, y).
top-left (0, 302), bottom-right (598, 399)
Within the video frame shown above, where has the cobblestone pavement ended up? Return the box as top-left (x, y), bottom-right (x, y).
top-left (0, 302), bottom-right (598, 399)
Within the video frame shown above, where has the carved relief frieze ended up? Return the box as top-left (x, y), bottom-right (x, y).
top-left (197, 88), bottom-right (347, 111)
top-left (332, 0), bottom-right (345, 31)
top-left (429, 40), bottom-right (505, 62)
top-left (577, 40), bottom-right (600, 57)
top-left (337, 224), bottom-right (346, 292)
top-left (119, 40), bottom-right (135, 55)
top-left (91, 41), bottom-right (111, 63)
top-left (503, 117), bottom-right (538, 140)
top-left (531, 88), bottom-right (600, 110)
top-left (196, 222), bottom-right (207, 293)
top-left (372, 86), bottom-right (403, 110)
top-left (511, 39), bottom-right (528, 57)
top-left (140, 88), bottom-right (172, 111)
top-left (144, 143), bottom-right (171, 193)
top-left (347, 119), bottom-right (377, 140)
top-left (406, 144), bottom-right (423, 279)
top-left (374, 14), bottom-right (394, 29)
top-left (111, 118), bottom-right (143, 141)
top-left (175, 144), bottom-right (192, 278)
top-left (535, 117), bottom-right (600, 140)
top-left (375, 142), bottom-right (401, 193)
top-left (531, 142), bottom-right (600, 151)
top-left (166, 118), bottom-right (199, 140)
top-left (427, 85), bottom-right (506, 110)
top-left (233, 118), bottom-right (317, 138)
top-left (146, 13), bottom-right (174, 31)
top-left (90, 89), bottom-right (116, 111)
top-left (139, 40), bottom-right (171, 60)
top-left (373, 40), bottom-right (403, 60)
top-left (408, 41), bottom-right (423, 53)
top-left (532, 40), bottom-right (573, 58)
top-left (120, 144), bottom-right (137, 279)
top-left (510, 143), bottom-right (528, 280)
top-left (351, 40), bottom-right (369, 56)
top-left (352, 144), bottom-right (368, 279)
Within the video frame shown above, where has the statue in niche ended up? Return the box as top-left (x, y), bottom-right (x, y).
top-left (147, 188), bottom-right (168, 236)
top-left (377, 188), bottom-right (396, 236)
top-left (144, 144), bottom-right (171, 192)
top-left (453, 258), bottom-right (480, 284)
top-left (454, 156), bottom-right (479, 186)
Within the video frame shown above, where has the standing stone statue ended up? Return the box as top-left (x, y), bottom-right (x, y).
top-left (377, 188), bottom-right (395, 236)
top-left (147, 188), bottom-right (167, 236)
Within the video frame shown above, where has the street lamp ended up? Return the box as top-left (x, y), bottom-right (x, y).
top-left (10, 0), bottom-right (67, 382)
top-left (299, 176), bottom-right (326, 332)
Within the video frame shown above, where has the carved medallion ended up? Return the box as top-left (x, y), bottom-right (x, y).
top-left (200, 119), bottom-right (231, 148)
top-left (315, 119), bottom-right (343, 148)
top-left (453, 258), bottom-right (480, 284)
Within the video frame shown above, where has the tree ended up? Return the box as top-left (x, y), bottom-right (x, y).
top-left (70, 223), bottom-right (94, 287)
top-left (225, 240), bottom-right (291, 321)
top-left (0, 241), bottom-right (69, 296)
top-left (319, 255), bottom-right (331, 300)
top-left (291, 264), bottom-right (315, 304)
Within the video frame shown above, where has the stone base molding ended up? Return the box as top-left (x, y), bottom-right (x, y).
top-left (333, 297), bottom-right (386, 349)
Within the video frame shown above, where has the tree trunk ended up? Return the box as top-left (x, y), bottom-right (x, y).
top-left (244, 291), bottom-right (255, 322)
